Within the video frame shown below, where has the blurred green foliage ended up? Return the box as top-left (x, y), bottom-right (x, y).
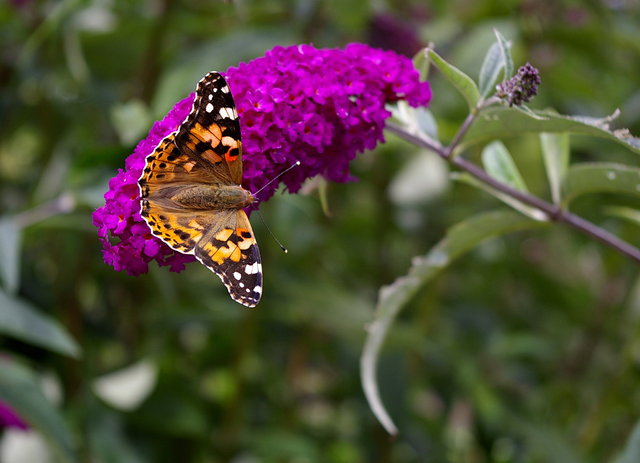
top-left (1, 0), bottom-right (640, 462)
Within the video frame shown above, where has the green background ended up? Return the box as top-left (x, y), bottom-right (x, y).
top-left (1, 0), bottom-right (640, 462)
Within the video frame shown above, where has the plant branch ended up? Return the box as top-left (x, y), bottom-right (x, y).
top-left (385, 120), bottom-right (640, 264)
top-left (445, 112), bottom-right (476, 158)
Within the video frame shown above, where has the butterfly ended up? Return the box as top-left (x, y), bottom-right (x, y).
top-left (138, 71), bottom-right (262, 307)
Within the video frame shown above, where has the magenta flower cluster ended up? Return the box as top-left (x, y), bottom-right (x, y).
top-left (93, 96), bottom-right (197, 274)
top-left (93, 43), bottom-right (431, 275)
top-left (0, 401), bottom-right (27, 430)
top-left (225, 43), bottom-right (431, 200)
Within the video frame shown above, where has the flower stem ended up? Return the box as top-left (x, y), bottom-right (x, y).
top-left (385, 120), bottom-right (640, 264)
top-left (444, 111), bottom-right (476, 158)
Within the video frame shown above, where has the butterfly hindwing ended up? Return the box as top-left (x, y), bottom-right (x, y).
top-left (138, 71), bottom-right (263, 307)
top-left (194, 209), bottom-right (262, 307)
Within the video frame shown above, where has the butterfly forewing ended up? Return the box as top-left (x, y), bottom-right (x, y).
top-left (175, 72), bottom-right (243, 185)
top-left (138, 71), bottom-right (263, 307)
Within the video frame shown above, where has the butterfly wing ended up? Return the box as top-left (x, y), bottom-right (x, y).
top-left (175, 71), bottom-right (243, 185)
top-left (138, 72), bottom-right (262, 307)
top-left (139, 134), bottom-right (229, 253)
top-left (194, 209), bottom-right (262, 307)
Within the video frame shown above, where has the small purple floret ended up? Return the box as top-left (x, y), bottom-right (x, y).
top-left (0, 401), bottom-right (28, 430)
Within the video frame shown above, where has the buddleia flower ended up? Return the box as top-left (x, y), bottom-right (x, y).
top-left (93, 43), bottom-right (432, 275)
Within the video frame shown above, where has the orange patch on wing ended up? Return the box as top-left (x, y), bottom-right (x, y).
top-left (236, 228), bottom-right (255, 250)
top-left (202, 240), bottom-right (243, 265)
top-left (193, 122), bottom-right (222, 146)
top-left (203, 151), bottom-right (224, 164)
top-left (182, 161), bottom-right (197, 172)
top-left (215, 228), bottom-right (234, 241)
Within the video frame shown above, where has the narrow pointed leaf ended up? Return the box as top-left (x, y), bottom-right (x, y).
top-left (452, 172), bottom-right (547, 221)
top-left (494, 29), bottom-right (513, 79)
top-left (459, 107), bottom-right (640, 155)
top-left (361, 211), bottom-right (546, 435)
top-left (427, 49), bottom-right (480, 110)
top-left (0, 359), bottom-right (77, 462)
top-left (0, 217), bottom-right (21, 294)
top-left (540, 133), bottom-right (570, 204)
top-left (478, 42), bottom-right (503, 98)
top-left (413, 48), bottom-right (430, 82)
top-left (482, 141), bottom-right (529, 192)
top-left (390, 101), bottom-right (439, 141)
top-left (0, 289), bottom-right (81, 358)
top-left (616, 418), bottom-right (640, 463)
top-left (562, 162), bottom-right (640, 205)
top-left (603, 206), bottom-right (640, 227)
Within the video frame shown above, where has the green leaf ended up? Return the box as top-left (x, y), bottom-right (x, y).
top-left (481, 141), bottom-right (528, 192)
top-left (477, 29), bottom-right (514, 99)
top-left (478, 42), bottom-right (503, 98)
top-left (460, 107), bottom-right (640, 155)
top-left (412, 48), bottom-right (430, 82)
top-left (562, 162), bottom-right (640, 205)
top-left (604, 206), bottom-right (640, 227)
top-left (0, 358), bottom-right (77, 462)
top-left (452, 172), bottom-right (547, 221)
top-left (111, 99), bottom-right (152, 145)
top-left (361, 211), bottom-right (546, 435)
top-left (90, 413), bottom-right (146, 463)
top-left (427, 48), bottom-right (481, 110)
top-left (494, 29), bottom-right (513, 79)
top-left (616, 418), bottom-right (640, 463)
top-left (0, 217), bottom-right (22, 294)
top-left (540, 133), bottom-right (570, 204)
top-left (390, 101), bottom-right (439, 141)
top-left (318, 178), bottom-right (331, 217)
top-left (512, 419), bottom-right (586, 463)
top-left (0, 289), bottom-right (81, 358)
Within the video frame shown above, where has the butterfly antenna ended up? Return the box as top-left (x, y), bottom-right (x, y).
top-left (253, 161), bottom-right (301, 197)
top-left (251, 161), bottom-right (300, 253)
top-left (255, 209), bottom-right (288, 253)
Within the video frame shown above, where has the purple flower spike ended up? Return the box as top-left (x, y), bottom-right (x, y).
top-left (93, 43), bottom-right (431, 276)
top-left (93, 95), bottom-right (197, 275)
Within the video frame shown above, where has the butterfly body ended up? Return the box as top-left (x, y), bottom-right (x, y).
top-left (170, 184), bottom-right (255, 210)
top-left (138, 72), bottom-right (263, 307)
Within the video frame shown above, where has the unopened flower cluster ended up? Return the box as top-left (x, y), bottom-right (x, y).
top-left (93, 43), bottom-right (432, 275)
top-left (496, 62), bottom-right (541, 107)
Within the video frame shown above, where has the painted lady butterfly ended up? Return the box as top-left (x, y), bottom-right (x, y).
top-left (138, 72), bottom-right (262, 307)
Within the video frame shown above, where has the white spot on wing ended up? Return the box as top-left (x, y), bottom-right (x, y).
top-left (221, 136), bottom-right (236, 147)
top-left (233, 272), bottom-right (241, 280)
top-left (253, 285), bottom-right (262, 295)
top-left (208, 94), bottom-right (213, 100)
top-left (221, 85), bottom-right (230, 93)
top-left (206, 103), bottom-right (214, 113)
top-left (245, 262), bottom-right (260, 275)
top-left (219, 107), bottom-right (236, 120)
